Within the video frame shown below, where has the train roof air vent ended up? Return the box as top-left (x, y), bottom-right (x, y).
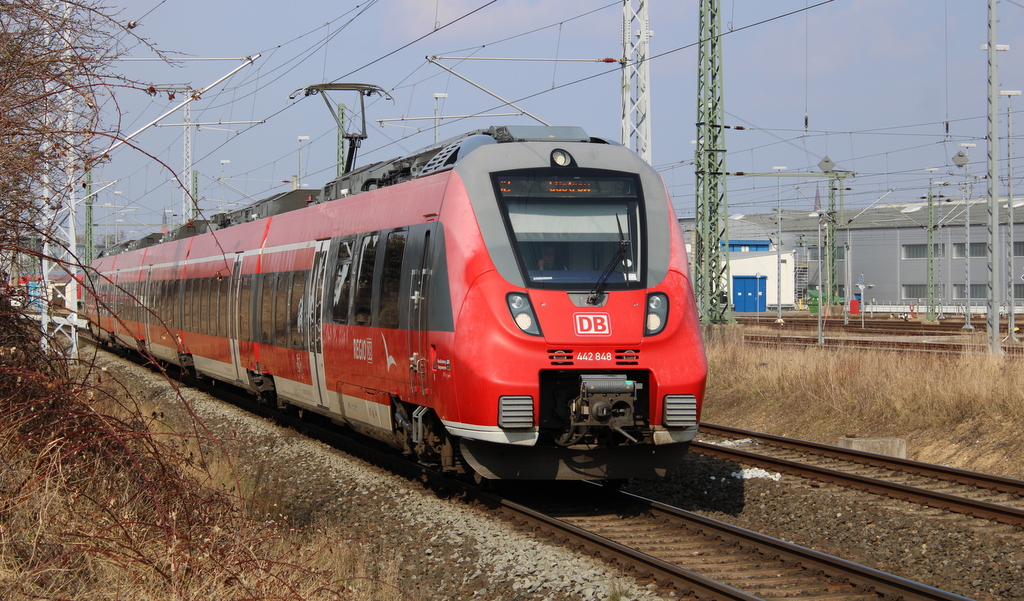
top-left (488, 125), bottom-right (589, 143)
top-left (418, 134), bottom-right (497, 178)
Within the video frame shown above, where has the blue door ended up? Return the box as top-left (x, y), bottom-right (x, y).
top-left (732, 275), bottom-right (766, 312)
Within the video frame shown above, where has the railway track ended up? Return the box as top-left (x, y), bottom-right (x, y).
top-left (92, 342), bottom-right (975, 600)
top-left (503, 483), bottom-right (971, 601)
top-left (695, 423), bottom-right (1024, 527)
top-left (740, 332), bottom-right (1024, 355)
top-left (735, 315), bottom-right (993, 336)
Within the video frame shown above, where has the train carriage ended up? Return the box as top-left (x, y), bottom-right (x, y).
top-left (86, 124), bottom-right (707, 480)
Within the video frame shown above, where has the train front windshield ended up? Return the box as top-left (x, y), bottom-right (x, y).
top-left (493, 169), bottom-right (645, 290)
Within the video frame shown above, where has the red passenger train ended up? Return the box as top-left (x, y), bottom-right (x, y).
top-left (86, 125), bottom-right (707, 480)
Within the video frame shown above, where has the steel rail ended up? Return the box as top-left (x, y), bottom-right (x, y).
top-left (692, 440), bottom-right (1024, 526)
top-left (495, 497), bottom-right (763, 601)
top-left (619, 488), bottom-right (974, 601)
top-left (700, 423), bottom-right (1024, 495)
top-left (742, 333), bottom-right (1024, 355)
top-left (734, 316), bottom-right (989, 335)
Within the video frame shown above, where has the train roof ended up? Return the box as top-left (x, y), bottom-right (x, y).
top-left (102, 125), bottom-right (616, 258)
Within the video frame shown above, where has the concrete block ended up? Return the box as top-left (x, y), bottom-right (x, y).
top-left (837, 436), bottom-right (907, 459)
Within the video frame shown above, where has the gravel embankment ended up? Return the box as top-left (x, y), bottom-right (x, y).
top-left (626, 451), bottom-right (1024, 601)
top-left (95, 351), bottom-right (1024, 601)
top-left (94, 352), bottom-right (670, 601)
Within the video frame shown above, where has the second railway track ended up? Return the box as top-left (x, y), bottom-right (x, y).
top-left (694, 423), bottom-right (1024, 527)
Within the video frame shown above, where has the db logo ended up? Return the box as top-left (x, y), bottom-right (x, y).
top-left (574, 313), bottom-right (612, 336)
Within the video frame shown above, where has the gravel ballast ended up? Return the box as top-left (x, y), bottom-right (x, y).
top-left (95, 352), bottom-right (669, 601)
top-left (96, 351), bottom-right (1022, 600)
top-left (626, 450), bottom-right (1024, 601)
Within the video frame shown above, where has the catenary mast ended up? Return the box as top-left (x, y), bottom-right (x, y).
top-left (694, 0), bottom-right (732, 324)
top-left (621, 0), bottom-right (651, 164)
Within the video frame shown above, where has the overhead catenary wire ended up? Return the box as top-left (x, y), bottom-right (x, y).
top-left (106, 1), bottom-right (1023, 239)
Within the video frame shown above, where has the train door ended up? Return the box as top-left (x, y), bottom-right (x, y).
top-left (113, 270), bottom-right (126, 342)
top-left (228, 253), bottom-right (245, 382)
top-left (407, 224), bottom-right (435, 404)
top-left (307, 239), bottom-right (331, 409)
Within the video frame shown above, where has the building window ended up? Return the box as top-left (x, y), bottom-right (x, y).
top-left (903, 284), bottom-right (946, 299)
top-left (902, 284), bottom-right (927, 299)
top-left (953, 284), bottom-right (987, 299)
top-left (953, 242), bottom-right (986, 258)
top-left (902, 243), bottom-right (945, 259)
top-left (805, 245), bottom-right (845, 261)
top-left (1014, 241), bottom-right (1024, 257)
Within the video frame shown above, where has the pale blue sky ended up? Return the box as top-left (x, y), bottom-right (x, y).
top-left (92, 1), bottom-right (1024, 237)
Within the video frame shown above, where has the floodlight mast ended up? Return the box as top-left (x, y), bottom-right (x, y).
top-left (954, 144), bottom-right (976, 331)
top-left (293, 83), bottom-right (391, 174)
top-left (1003, 90), bottom-right (1021, 343)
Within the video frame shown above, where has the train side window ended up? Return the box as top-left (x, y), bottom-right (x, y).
top-left (275, 272), bottom-right (289, 346)
top-left (151, 280), bottom-right (160, 325)
top-left (156, 280), bottom-right (165, 326)
top-left (330, 239), bottom-right (353, 324)
top-left (184, 279), bottom-right (192, 332)
top-left (196, 279), bottom-right (204, 333)
top-left (189, 279), bottom-right (197, 332)
top-left (198, 278), bottom-right (208, 334)
top-left (378, 230), bottom-right (406, 328)
top-left (131, 282), bottom-right (137, 321)
top-left (122, 281), bottom-right (130, 322)
top-left (125, 281), bottom-right (134, 323)
top-left (260, 273), bottom-right (275, 344)
top-left (186, 280), bottom-right (193, 331)
top-left (205, 278), bottom-right (212, 333)
top-left (196, 279), bottom-right (204, 332)
top-left (219, 275), bottom-right (230, 338)
top-left (206, 277), bottom-right (215, 335)
top-left (238, 275), bottom-right (252, 342)
top-left (353, 233), bottom-right (378, 326)
top-left (290, 270), bottom-right (306, 349)
top-left (209, 277), bottom-right (218, 336)
top-left (131, 281), bottom-right (139, 323)
top-left (161, 279), bottom-right (171, 327)
top-left (112, 276), bottom-right (120, 318)
top-left (169, 280), bottom-right (180, 331)
top-left (193, 279), bottom-right (201, 332)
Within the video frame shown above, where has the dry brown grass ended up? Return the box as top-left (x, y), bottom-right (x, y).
top-left (701, 329), bottom-right (1024, 478)
top-left (0, 317), bottom-right (407, 600)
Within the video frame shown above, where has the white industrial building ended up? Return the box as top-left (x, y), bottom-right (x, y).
top-left (680, 197), bottom-right (1024, 315)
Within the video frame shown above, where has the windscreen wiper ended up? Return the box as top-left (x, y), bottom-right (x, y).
top-left (587, 215), bottom-right (630, 305)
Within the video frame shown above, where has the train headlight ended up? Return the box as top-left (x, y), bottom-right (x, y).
top-left (507, 292), bottom-right (542, 336)
top-left (644, 292), bottom-right (669, 336)
top-left (550, 148), bottom-right (573, 167)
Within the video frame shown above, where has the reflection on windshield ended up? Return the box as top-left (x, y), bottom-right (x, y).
top-left (494, 170), bottom-right (644, 289)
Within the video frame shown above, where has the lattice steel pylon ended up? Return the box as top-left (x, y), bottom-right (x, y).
top-left (694, 0), bottom-right (733, 324)
top-left (182, 101), bottom-right (194, 223)
top-left (39, 0), bottom-right (79, 359)
top-left (40, 165), bottom-right (80, 359)
top-left (621, 0), bottom-right (651, 163)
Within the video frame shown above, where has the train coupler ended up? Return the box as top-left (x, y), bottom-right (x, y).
top-left (576, 374), bottom-right (639, 443)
